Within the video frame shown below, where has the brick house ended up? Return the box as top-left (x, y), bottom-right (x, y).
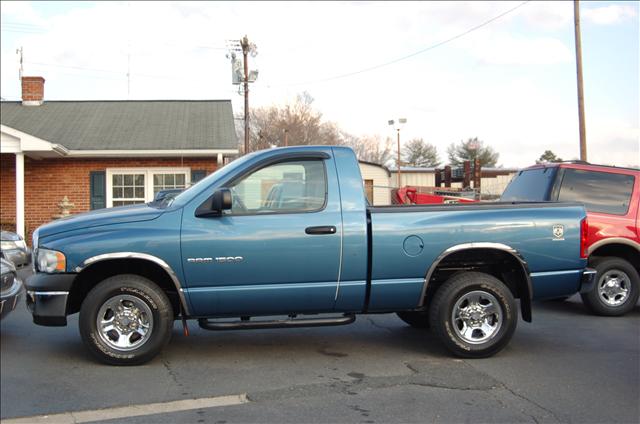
top-left (1, 76), bottom-right (238, 242)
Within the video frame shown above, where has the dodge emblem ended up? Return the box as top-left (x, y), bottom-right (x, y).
top-left (552, 224), bottom-right (564, 240)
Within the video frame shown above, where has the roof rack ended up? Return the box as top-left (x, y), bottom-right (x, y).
top-left (559, 160), bottom-right (590, 164)
top-left (556, 161), bottom-right (639, 172)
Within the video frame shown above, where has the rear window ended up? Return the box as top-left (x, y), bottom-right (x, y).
top-left (557, 169), bottom-right (635, 215)
top-left (501, 168), bottom-right (557, 201)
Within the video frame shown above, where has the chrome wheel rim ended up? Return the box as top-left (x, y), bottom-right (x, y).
top-left (452, 290), bottom-right (503, 345)
top-left (597, 269), bottom-right (630, 306)
top-left (96, 294), bottom-right (154, 352)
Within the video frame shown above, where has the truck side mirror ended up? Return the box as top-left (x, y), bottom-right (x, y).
top-left (212, 188), bottom-right (232, 213)
top-left (196, 188), bottom-right (232, 217)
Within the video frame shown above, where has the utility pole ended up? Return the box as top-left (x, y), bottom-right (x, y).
top-left (574, 0), bottom-right (587, 161)
top-left (241, 35), bottom-right (250, 155)
top-left (284, 128), bottom-right (289, 147)
top-left (228, 36), bottom-right (257, 154)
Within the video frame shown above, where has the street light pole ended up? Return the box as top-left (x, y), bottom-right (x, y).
top-left (388, 118), bottom-right (407, 188)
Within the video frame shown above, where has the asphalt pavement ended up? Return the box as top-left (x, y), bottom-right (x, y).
top-left (1, 268), bottom-right (638, 423)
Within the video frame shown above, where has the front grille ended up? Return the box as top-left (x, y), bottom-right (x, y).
top-left (1, 272), bottom-right (15, 293)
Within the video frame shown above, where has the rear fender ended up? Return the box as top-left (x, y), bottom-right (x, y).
top-left (421, 243), bottom-right (533, 322)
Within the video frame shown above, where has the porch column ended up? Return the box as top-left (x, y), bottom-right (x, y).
top-left (217, 153), bottom-right (223, 166)
top-left (15, 153), bottom-right (25, 238)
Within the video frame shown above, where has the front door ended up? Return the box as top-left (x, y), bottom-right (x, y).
top-left (181, 157), bottom-right (342, 317)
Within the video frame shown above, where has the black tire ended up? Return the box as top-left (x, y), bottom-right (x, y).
top-left (429, 272), bottom-right (517, 358)
top-left (396, 311), bottom-right (429, 328)
top-left (79, 274), bottom-right (174, 365)
top-left (581, 257), bottom-right (639, 316)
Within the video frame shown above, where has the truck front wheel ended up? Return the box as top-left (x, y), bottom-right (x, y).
top-left (429, 272), bottom-right (517, 358)
top-left (79, 274), bottom-right (174, 365)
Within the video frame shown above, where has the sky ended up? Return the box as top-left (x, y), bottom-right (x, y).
top-left (1, 1), bottom-right (638, 168)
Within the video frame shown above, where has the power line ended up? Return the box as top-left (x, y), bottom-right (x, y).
top-left (26, 61), bottom-right (122, 74)
top-left (1, 28), bottom-right (46, 34)
top-left (4, 2), bottom-right (530, 91)
top-left (1, 21), bottom-right (226, 50)
top-left (1, 22), bottom-right (46, 33)
top-left (23, 61), bottom-right (199, 81)
top-left (266, 1), bottom-right (530, 88)
top-left (1, 21), bottom-right (45, 28)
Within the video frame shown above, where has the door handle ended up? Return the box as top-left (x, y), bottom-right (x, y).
top-left (305, 226), bottom-right (337, 235)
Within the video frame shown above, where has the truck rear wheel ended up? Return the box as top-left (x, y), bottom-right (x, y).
top-left (581, 257), bottom-right (639, 316)
top-left (429, 272), bottom-right (517, 358)
top-left (79, 274), bottom-right (174, 365)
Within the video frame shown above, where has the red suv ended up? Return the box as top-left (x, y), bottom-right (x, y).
top-left (502, 162), bottom-right (640, 316)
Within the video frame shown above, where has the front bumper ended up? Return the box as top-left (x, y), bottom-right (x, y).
top-left (1, 277), bottom-right (23, 320)
top-left (579, 268), bottom-right (598, 294)
top-left (25, 273), bottom-right (76, 326)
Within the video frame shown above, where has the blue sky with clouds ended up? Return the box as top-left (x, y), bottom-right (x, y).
top-left (1, 1), bottom-right (638, 167)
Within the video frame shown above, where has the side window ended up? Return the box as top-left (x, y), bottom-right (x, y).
top-left (557, 169), bottom-right (635, 215)
top-left (229, 160), bottom-right (326, 214)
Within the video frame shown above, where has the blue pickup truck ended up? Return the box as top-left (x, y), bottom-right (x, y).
top-left (27, 146), bottom-right (595, 365)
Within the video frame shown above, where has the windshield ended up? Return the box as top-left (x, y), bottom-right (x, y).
top-left (501, 167), bottom-right (558, 202)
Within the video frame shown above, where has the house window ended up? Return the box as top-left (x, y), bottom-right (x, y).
top-left (112, 173), bottom-right (146, 207)
top-left (106, 168), bottom-right (190, 207)
top-left (153, 173), bottom-right (187, 197)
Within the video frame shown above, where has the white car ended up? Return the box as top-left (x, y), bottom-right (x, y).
top-left (1, 258), bottom-right (23, 320)
top-left (1, 230), bottom-right (31, 268)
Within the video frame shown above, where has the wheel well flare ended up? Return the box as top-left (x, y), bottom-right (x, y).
top-left (67, 257), bottom-right (187, 316)
top-left (423, 246), bottom-right (532, 322)
top-left (590, 243), bottom-right (640, 274)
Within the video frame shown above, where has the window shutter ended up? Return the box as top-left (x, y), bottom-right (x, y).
top-left (90, 171), bottom-right (106, 210)
top-left (191, 170), bottom-right (206, 183)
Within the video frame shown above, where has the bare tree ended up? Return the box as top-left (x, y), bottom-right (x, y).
top-left (238, 92), bottom-right (344, 153)
top-left (238, 93), bottom-right (393, 166)
top-left (343, 134), bottom-right (394, 166)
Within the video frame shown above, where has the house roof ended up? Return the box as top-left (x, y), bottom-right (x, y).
top-left (388, 166), bottom-right (437, 173)
top-left (358, 160), bottom-right (391, 177)
top-left (388, 166), bottom-right (519, 173)
top-left (0, 100), bottom-right (237, 151)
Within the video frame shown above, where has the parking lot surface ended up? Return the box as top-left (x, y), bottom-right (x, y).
top-left (1, 269), bottom-right (638, 423)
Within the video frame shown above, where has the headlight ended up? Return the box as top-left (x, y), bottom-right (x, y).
top-left (37, 248), bottom-right (66, 273)
top-left (1, 241), bottom-right (19, 251)
top-left (1, 240), bottom-right (26, 251)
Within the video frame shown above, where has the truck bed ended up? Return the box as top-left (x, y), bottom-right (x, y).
top-left (366, 201), bottom-right (587, 311)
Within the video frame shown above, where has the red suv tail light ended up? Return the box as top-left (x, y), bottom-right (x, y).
top-left (580, 217), bottom-right (588, 259)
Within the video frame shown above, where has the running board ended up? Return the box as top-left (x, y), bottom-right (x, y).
top-left (198, 314), bottom-right (355, 331)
